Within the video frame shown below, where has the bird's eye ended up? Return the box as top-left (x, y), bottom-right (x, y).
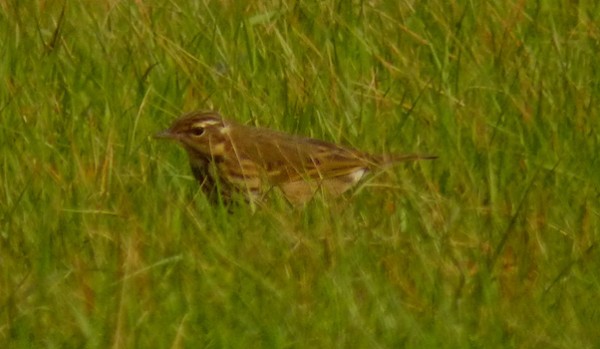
top-left (190, 127), bottom-right (205, 137)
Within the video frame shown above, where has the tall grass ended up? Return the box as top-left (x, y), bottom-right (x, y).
top-left (1, 1), bottom-right (599, 347)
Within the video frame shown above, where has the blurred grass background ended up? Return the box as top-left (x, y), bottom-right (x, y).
top-left (1, 0), bottom-right (599, 347)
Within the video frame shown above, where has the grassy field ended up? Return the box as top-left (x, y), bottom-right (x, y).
top-left (1, 1), bottom-right (599, 348)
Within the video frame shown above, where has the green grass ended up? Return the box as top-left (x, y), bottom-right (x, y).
top-left (1, 1), bottom-right (599, 348)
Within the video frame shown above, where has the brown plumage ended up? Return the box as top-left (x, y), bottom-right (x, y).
top-left (156, 111), bottom-right (436, 204)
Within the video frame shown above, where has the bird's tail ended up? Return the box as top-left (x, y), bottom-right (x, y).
top-left (376, 153), bottom-right (438, 167)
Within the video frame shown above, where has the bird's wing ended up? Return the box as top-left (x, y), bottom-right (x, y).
top-left (230, 126), bottom-right (374, 183)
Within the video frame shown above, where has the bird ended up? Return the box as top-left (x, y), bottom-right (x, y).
top-left (156, 110), bottom-right (436, 205)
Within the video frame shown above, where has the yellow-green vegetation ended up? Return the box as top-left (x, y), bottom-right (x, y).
top-left (1, 1), bottom-right (598, 348)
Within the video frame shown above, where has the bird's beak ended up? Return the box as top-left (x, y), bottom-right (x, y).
top-left (154, 129), bottom-right (177, 140)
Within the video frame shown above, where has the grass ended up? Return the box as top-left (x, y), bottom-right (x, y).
top-left (1, 0), bottom-right (599, 348)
